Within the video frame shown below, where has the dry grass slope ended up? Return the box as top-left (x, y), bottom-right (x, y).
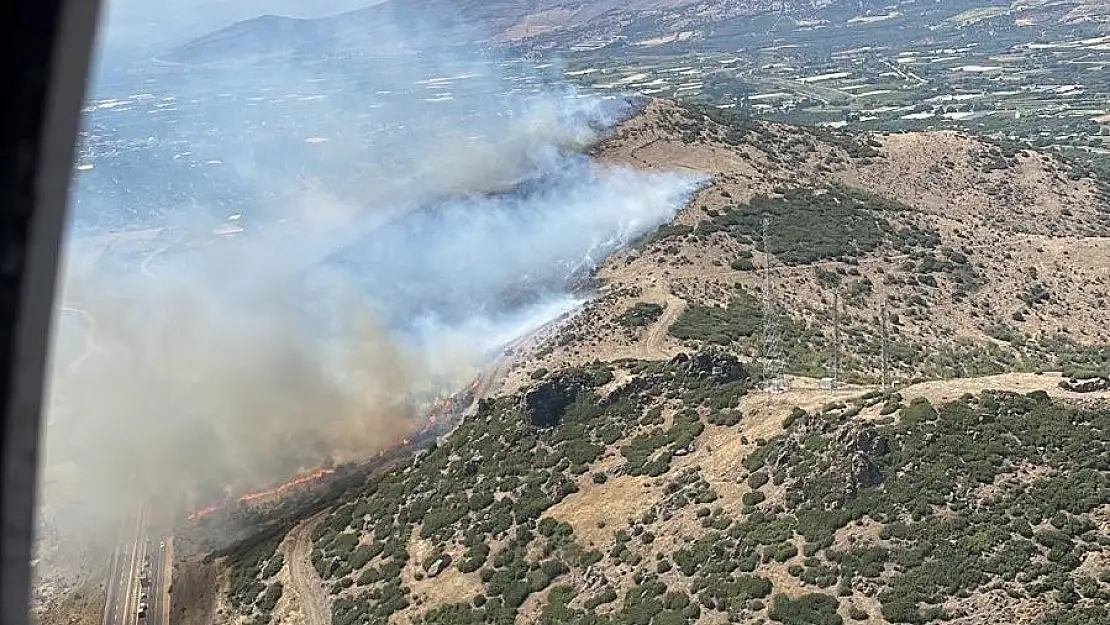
top-left (198, 100), bottom-right (1110, 625)
top-left (521, 99), bottom-right (1110, 386)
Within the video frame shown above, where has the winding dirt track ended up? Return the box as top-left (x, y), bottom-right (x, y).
top-left (285, 513), bottom-right (330, 625)
top-left (639, 294), bottom-right (685, 360)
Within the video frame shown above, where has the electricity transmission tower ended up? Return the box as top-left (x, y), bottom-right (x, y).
top-left (880, 303), bottom-right (890, 392)
top-left (831, 283), bottom-right (841, 389)
top-left (761, 216), bottom-right (786, 392)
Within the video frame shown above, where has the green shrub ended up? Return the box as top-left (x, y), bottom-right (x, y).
top-left (619, 302), bottom-right (666, 328)
top-left (584, 586), bottom-right (618, 610)
top-left (670, 292), bottom-right (761, 345)
top-left (696, 187), bottom-right (928, 266)
top-left (1036, 606), bottom-right (1110, 625)
top-left (256, 582), bottom-right (283, 613)
top-left (742, 491), bottom-right (766, 506)
top-left (769, 593), bottom-right (843, 625)
top-left (708, 410), bottom-right (742, 426)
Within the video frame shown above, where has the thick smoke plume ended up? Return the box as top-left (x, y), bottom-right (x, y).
top-left (37, 1), bottom-right (703, 570)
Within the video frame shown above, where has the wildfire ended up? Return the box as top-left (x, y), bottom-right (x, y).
top-left (187, 502), bottom-right (222, 521)
top-left (186, 467), bottom-right (336, 521)
top-left (185, 376), bottom-right (482, 521)
top-left (237, 467), bottom-right (336, 504)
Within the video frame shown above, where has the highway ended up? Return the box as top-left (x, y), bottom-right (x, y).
top-left (101, 508), bottom-right (144, 625)
top-left (101, 507), bottom-right (173, 625)
top-left (70, 258), bottom-right (173, 625)
top-left (148, 536), bottom-right (173, 625)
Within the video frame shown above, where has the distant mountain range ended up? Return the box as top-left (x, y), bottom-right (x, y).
top-left (164, 0), bottom-right (1110, 65)
top-left (163, 0), bottom-right (822, 63)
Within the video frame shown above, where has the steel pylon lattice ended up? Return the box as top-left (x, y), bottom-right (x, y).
top-left (760, 215), bottom-right (787, 392)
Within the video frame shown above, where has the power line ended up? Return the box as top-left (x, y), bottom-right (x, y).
top-left (761, 215), bottom-right (786, 392)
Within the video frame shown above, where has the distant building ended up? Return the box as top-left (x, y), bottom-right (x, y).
top-left (214, 223), bottom-right (244, 236)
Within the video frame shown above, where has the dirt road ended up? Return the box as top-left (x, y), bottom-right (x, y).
top-left (639, 294), bottom-right (685, 360)
top-left (284, 513), bottom-right (330, 625)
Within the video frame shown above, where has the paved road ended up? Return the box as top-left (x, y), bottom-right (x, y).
top-left (101, 508), bottom-right (173, 625)
top-left (101, 508), bottom-right (145, 625)
top-left (147, 536), bottom-right (172, 625)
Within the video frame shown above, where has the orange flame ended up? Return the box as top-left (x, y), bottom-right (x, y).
top-left (187, 502), bottom-right (222, 521)
top-left (236, 467), bottom-right (336, 504)
top-left (185, 377), bottom-right (480, 521)
top-left (186, 467), bottom-right (336, 520)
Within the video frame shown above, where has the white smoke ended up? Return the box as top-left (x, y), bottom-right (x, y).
top-left (39, 0), bottom-right (705, 572)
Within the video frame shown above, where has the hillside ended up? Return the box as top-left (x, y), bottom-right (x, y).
top-left (193, 102), bottom-right (1110, 625)
top-left (510, 100), bottom-right (1110, 393)
top-left (208, 368), bottom-right (1110, 625)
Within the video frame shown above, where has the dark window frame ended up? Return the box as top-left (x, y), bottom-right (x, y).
top-left (1, 2), bottom-right (103, 623)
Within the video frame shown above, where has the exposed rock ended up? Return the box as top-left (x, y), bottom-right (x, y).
top-left (843, 426), bottom-right (888, 495)
top-left (1059, 376), bottom-right (1110, 393)
top-left (426, 554), bottom-right (451, 578)
top-left (672, 349), bottom-right (749, 384)
top-left (851, 426), bottom-right (889, 458)
top-left (848, 455), bottom-right (884, 493)
top-left (777, 420), bottom-right (889, 504)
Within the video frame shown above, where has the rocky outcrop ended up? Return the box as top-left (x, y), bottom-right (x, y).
top-left (1059, 376), bottom-right (1110, 393)
top-left (777, 412), bottom-right (889, 504)
top-left (670, 349), bottom-right (749, 384)
top-left (843, 426), bottom-right (888, 495)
